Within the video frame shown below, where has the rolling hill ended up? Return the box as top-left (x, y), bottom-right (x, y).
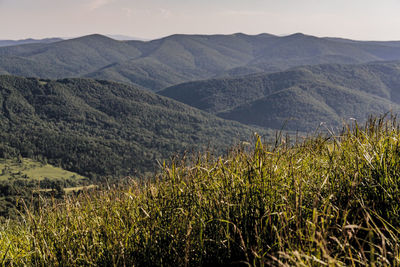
top-left (160, 61), bottom-right (400, 131)
top-left (2, 33), bottom-right (400, 90)
top-left (0, 75), bottom-right (264, 179)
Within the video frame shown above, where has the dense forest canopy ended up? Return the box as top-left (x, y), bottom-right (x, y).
top-left (0, 75), bottom-right (264, 179)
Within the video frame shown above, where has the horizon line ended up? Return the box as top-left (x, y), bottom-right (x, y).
top-left (2, 32), bottom-right (400, 43)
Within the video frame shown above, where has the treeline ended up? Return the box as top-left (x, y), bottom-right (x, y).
top-left (0, 177), bottom-right (81, 220)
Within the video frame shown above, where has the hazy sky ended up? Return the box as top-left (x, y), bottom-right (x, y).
top-left (1, 0), bottom-right (400, 40)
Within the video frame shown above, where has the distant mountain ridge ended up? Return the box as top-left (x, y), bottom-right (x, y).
top-left (159, 61), bottom-right (400, 131)
top-left (2, 33), bottom-right (400, 90)
top-left (0, 38), bottom-right (63, 47)
top-left (106, 34), bottom-right (149, 41)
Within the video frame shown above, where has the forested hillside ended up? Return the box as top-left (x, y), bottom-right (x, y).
top-left (160, 61), bottom-right (400, 131)
top-left (0, 75), bottom-right (263, 179)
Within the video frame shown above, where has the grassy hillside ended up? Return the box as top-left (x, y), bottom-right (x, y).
top-left (2, 33), bottom-right (400, 90)
top-left (0, 75), bottom-right (264, 180)
top-left (1, 117), bottom-right (399, 265)
top-left (160, 61), bottom-right (400, 131)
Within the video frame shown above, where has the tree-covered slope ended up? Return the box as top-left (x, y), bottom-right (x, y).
top-left (2, 33), bottom-right (400, 90)
top-left (219, 84), bottom-right (397, 131)
top-left (0, 75), bottom-right (263, 179)
top-left (160, 61), bottom-right (400, 131)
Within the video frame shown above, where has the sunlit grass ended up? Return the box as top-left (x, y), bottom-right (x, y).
top-left (1, 116), bottom-right (400, 266)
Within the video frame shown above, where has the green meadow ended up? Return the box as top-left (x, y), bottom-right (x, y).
top-left (0, 158), bottom-right (87, 182)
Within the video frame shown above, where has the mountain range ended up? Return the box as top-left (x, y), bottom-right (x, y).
top-left (2, 33), bottom-right (400, 91)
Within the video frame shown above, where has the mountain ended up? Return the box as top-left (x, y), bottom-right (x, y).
top-left (159, 61), bottom-right (400, 131)
top-left (0, 34), bottom-right (142, 78)
top-left (0, 75), bottom-right (264, 179)
top-left (2, 33), bottom-right (400, 90)
top-left (81, 33), bottom-right (269, 90)
top-left (0, 38), bottom-right (63, 47)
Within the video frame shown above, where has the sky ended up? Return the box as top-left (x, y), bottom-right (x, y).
top-left (1, 0), bottom-right (400, 41)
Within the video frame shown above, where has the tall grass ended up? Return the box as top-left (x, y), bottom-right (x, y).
top-left (1, 116), bottom-right (400, 266)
